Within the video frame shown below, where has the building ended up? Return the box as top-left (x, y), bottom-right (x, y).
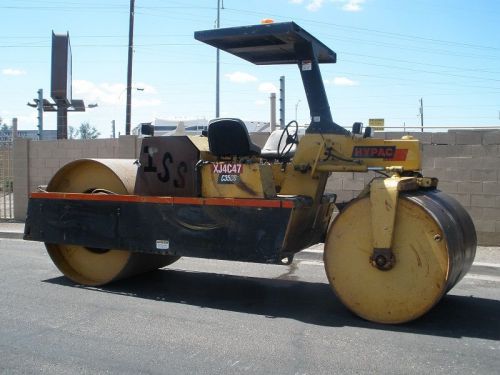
top-left (133, 118), bottom-right (270, 137)
top-left (0, 129), bottom-right (57, 142)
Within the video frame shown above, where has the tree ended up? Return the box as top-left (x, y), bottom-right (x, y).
top-left (70, 122), bottom-right (100, 139)
top-left (68, 126), bottom-right (78, 139)
top-left (0, 118), bottom-right (11, 132)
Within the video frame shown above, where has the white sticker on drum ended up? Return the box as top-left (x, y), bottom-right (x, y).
top-left (156, 240), bottom-right (170, 250)
top-left (301, 60), bottom-right (312, 71)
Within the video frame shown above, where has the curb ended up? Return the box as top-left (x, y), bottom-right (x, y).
top-left (0, 232), bottom-right (24, 239)
top-left (295, 249), bottom-right (323, 262)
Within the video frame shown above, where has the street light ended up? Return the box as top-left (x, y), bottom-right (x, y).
top-left (115, 87), bottom-right (144, 136)
top-left (27, 89), bottom-right (98, 140)
top-left (119, 86), bottom-right (144, 101)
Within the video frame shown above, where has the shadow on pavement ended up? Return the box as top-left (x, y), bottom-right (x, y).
top-left (44, 268), bottom-right (500, 341)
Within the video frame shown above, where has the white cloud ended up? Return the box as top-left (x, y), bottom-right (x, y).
top-left (331, 77), bottom-right (359, 86)
top-left (255, 99), bottom-right (267, 106)
top-left (133, 98), bottom-right (162, 108)
top-left (16, 114), bottom-right (38, 126)
top-left (332, 0), bottom-right (365, 12)
top-left (343, 0), bottom-right (365, 12)
top-left (290, 0), bottom-right (326, 11)
top-left (2, 68), bottom-right (26, 76)
top-left (72, 80), bottom-right (160, 107)
top-left (225, 71), bottom-right (258, 83)
top-left (307, 0), bottom-right (325, 11)
top-left (258, 82), bottom-right (277, 93)
top-left (292, 0), bottom-right (364, 12)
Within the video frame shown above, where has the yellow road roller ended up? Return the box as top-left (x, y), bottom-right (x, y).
top-left (24, 22), bottom-right (476, 324)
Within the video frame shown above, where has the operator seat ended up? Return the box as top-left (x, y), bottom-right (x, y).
top-left (261, 129), bottom-right (297, 160)
top-left (208, 118), bottom-right (261, 157)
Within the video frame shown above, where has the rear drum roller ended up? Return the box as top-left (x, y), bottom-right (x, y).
top-left (324, 189), bottom-right (476, 324)
top-left (45, 159), bottom-right (179, 286)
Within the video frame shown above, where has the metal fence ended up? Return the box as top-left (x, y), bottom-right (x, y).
top-left (0, 139), bottom-right (14, 219)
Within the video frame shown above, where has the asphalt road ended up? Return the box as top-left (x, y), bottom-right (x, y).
top-left (0, 239), bottom-right (499, 374)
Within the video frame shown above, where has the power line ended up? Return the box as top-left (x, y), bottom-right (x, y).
top-left (222, 7), bottom-right (500, 52)
top-left (339, 52), bottom-right (500, 75)
top-left (339, 59), bottom-right (500, 83)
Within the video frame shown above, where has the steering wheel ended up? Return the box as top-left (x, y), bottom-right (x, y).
top-left (277, 120), bottom-right (299, 158)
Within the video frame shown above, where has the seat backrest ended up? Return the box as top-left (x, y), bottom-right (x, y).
top-left (261, 129), bottom-right (297, 159)
top-left (208, 118), bottom-right (261, 157)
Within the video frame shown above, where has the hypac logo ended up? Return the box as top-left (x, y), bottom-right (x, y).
top-left (212, 163), bottom-right (243, 184)
top-left (353, 146), bottom-right (396, 159)
top-left (351, 146), bottom-right (408, 161)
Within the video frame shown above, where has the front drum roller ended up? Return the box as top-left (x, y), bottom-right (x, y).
top-left (324, 189), bottom-right (476, 324)
top-left (45, 159), bottom-right (179, 286)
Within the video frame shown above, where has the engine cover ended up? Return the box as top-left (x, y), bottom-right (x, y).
top-left (134, 136), bottom-right (201, 196)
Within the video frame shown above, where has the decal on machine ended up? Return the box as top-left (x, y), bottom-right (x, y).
top-left (213, 163), bottom-right (243, 184)
top-left (351, 146), bottom-right (407, 161)
top-left (352, 146), bottom-right (396, 159)
top-left (156, 240), bottom-right (170, 250)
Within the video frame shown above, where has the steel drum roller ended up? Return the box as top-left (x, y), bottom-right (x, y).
top-left (324, 189), bottom-right (476, 324)
top-left (45, 159), bottom-right (179, 286)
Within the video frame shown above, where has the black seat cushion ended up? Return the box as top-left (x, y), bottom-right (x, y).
top-left (208, 118), bottom-right (261, 157)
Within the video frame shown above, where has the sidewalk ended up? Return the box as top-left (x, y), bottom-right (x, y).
top-left (3, 221), bottom-right (499, 264)
top-left (0, 221), bottom-right (25, 239)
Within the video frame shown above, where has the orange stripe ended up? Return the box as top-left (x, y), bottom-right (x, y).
top-left (30, 192), bottom-right (174, 204)
top-left (204, 198), bottom-right (236, 206)
top-left (235, 199), bottom-right (282, 208)
top-left (281, 200), bottom-right (295, 209)
top-left (173, 197), bottom-right (203, 205)
top-left (30, 192), bottom-right (295, 208)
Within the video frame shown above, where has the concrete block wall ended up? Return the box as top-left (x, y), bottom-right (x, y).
top-left (13, 136), bottom-right (135, 220)
top-left (325, 130), bottom-right (500, 246)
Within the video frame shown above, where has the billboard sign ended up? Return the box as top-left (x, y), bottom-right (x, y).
top-left (369, 118), bottom-right (384, 130)
top-left (51, 31), bottom-right (72, 105)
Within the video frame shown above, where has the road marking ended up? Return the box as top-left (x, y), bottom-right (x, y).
top-left (473, 262), bottom-right (500, 268)
top-left (301, 249), bottom-right (323, 254)
top-left (298, 260), bottom-right (324, 266)
top-left (465, 274), bottom-right (500, 283)
top-left (298, 260), bottom-right (500, 279)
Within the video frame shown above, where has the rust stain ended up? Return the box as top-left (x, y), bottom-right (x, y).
top-left (236, 180), bottom-right (257, 196)
top-left (410, 244), bottom-right (422, 267)
top-left (385, 199), bottom-right (392, 211)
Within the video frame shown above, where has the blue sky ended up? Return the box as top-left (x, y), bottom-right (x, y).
top-left (1, 0), bottom-right (499, 137)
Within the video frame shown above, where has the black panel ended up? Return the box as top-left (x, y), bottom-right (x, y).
top-left (194, 22), bottom-right (336, 65)
top-left (24, 198), bottom-right (293, 264)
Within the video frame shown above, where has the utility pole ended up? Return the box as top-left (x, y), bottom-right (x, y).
top-left (215, 0), bottom-right (222, 118)
top-left (37, 89), bottom-right (43, 140)
top-left (12, 118), bottom-right (17, 140)
top-left (57, 105), bottom-right (68, 139)
top-left (125, 0), bottom-right (135, 135)
top-left (279, 76), bottom-right (285, 128)
top-left (270, 93), bottom-right (276, 132)
top-left (419, 97), bottom-right (424, 132)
